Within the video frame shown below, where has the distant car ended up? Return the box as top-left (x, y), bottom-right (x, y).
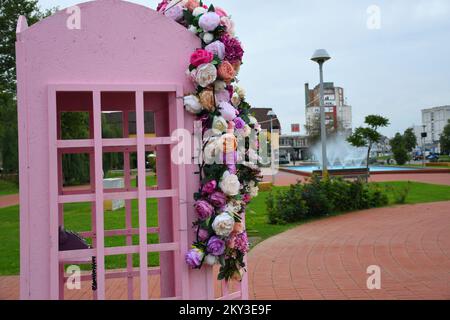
top-left (426, 154), bottom-right (439, 161)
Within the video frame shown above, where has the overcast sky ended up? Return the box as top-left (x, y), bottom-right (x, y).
top-left (37, 0), bottom-right (450, 137)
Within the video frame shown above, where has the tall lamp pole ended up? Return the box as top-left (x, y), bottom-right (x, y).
top-left (267, 110), bottom-right (277, 186)
top-left (422, 125), bottom-right (427, 168)
top-left (311, 49), bottom-right (331, 176)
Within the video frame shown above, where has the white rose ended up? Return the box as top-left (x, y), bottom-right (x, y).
top-left (195, 63), bottom-right (217, 88)
top-left (204, 137), bottom-right (221, 163)
top-left (231, 93), bottom-right (241, 107)
top-left (249, 181), bottom-right (259, 198)
top-left (184, 95), bottom-right (202, 114)
top-left (203, 32), bottom-right (214, 44)
top-left (242, 124), bottom-right (252, 138)
top-left (212, 116), bottom-right (228, 133)
top-left (248, 116), bottom-right (258, 125)
top-left (204, 254), bottom-right (219, 266)
top-left (220, 171), bottom-right (241, 196)
top-left (212, 213), bottom-right (235, 237)
top-left (236, 86), bottom-right (246, 99)
top-left (188, 25), bottom-right (198, 34)
top-left (193, 7), bottom-right (207, 17)
top-left (214, 81), bottom-right (227, 91)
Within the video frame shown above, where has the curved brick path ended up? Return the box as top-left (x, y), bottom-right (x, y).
top-left (247, 201), bottom-right (450, 300)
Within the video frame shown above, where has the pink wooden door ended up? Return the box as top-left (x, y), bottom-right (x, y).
top-left (48, 84), bottom-right (188, 300)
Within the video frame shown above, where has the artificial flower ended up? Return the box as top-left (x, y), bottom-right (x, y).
top-left (194, 200), bottom-right (215, 220)
top-left (190, 49), bottom-right (214, 67)
top-left (202, 32), bottom-right (214, 44)
top-left (231, 92), bottom-right (241, 107)
top-left (219, 171), bottom-right (241, 196)
top-left (202, 180), bottom-right (217, 194)
top-left (195, 63), bottom-right (217, 87)
top-left (220, 34), bottom-right (244, 63)
top-left (204, 254), bottom-right (219, 266)
top-left (220, 16), bottom-right (235, 36)
top-left (219, 102), bottom-right (237, 121)
top-left (188, 25), bottom-right (198, 34)
top-left (214, 80), bottom-right (227, 91)
top-left (215, 89), bottom-right (231, 105)
top-left (212, 116), bottom-right (228, 133)
top-left (185, 247), bottom-right (204, 268)
top-left (184, 95), bottom-right (202, 114)
top-left (199, 12), bottom-right (221, 32)
top-left (207, 236), bottom-right (226, 256)
top-left (164, 3), bottom-right (184, 21)
top-left (215, 7), bottom-right (228, 17)
top-left (248, 181), bottom-right (259, 198)
top-left (212, 213), bottom-right (235, 237)
top-left (218, 61), bottom-right (236, 83)
top-left (186, 0), bottom-right (200, 11)
top-left (209, 192), bottom-right (227, 208)
top-left (233, 117), bottom-right (245, 130)
top-left (199, 88), bottom-right (215, 111)
top-left (193, 6), bottom-right (207, 16)
top-left (236, 86), bottom-right (246, 99)
top-left (205, 40), bottom-right (226, 60)
top-left (235, 232), bottom-right (250, 253)
top-left (198, 227), bottom-right (210, 242)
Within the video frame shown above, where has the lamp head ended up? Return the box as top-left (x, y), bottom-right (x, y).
top-left (267, 110), bottom-right (276, 117)
top-left (311, 49), bottom-right (331, 64)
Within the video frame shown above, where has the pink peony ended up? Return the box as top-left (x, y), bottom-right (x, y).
top-left (205, 41), bottom-right (226, 60)
top-left (220, 34), bottom-right (244, 64)
top-left (219, 102), bottom-right (237, 121)
top-left (202, 180), bottom-right (217, 194)
top-left (190, 49), bottom-right (214, 67)
top-left (214, 7), bottom-right (228, 17)
top-left (215, 89), bottom-right (231, 105)
top-left (194, 200), bottom-right (215, 220)
top-left (242, 194), bottom-right (251, 203)
top-left (199, 12), bottom-right (221, 32)
top-left (198, 227), bottom-right (210, 242)
top-left (235, 232), bottom-right (250, 253)
top-left (220, 17), bottom-right (235, 35)
top-left (164, 4), bottom-right (184, 21)
top-left (157, 0), bottom-right (169, 12)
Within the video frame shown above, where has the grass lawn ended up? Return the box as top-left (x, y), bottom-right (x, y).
top-left (1, 180), bottom-right (450, 275)
top-left (0, 180), bottom-right (19, 196)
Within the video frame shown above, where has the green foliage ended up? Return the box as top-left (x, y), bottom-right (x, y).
top-left (390, 133), bottom-right (409, 165)
top-left (440, 120), bottom-right (450, 155)
top-left (267, 176), bottom-right (389, 225)
top-left (347, 115), bottom-right (390, 170)
top-left (403, 128), bottom-right (417, 152)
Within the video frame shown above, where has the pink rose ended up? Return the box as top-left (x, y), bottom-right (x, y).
top-left (220, 17), bottom-right (235, 35)
top-left (190, 49), bottom-right (214, 67)
top-left (186, 0), bottom-right (200, 12)
top-left (202, 180), bottom-right (217, 194)
top-left (199, 12), bottom-right (221, 32)
top-left (164, 4), bottom-right (184, 21)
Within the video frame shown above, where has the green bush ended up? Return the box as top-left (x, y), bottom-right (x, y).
top-left (267, 176), bottom-right (390, 225)
top-left (388, 181), bottom-right (411, 204)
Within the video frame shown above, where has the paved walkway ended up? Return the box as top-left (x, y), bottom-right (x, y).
top-left (3, 201), bottom-right (449, 300)
top-left (248, 201), bottom-right (450, 300)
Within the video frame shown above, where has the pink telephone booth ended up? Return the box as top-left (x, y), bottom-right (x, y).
top-left (16, 0), bottom-right (248, 300)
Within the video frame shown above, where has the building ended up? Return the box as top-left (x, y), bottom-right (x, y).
top-left (279, 135), bottom-right (310, 161)
top-left (250, 108), bottom-right (281, 132)
top-left (304, 82), bottom-right (352, 135)
top-left (421, 105), bottom-right (450, 153)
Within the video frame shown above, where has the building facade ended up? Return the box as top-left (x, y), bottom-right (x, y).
top-left (304, 82), bottom-right (352, 135)
top-left (279, 135), bottom-right (310, 161)
top-left (421, 105), bottom-right (450, 153)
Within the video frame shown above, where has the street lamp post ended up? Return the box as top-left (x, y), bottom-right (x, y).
top-left (267, 110), bottom-right (277, 186)
top-left (311, 49), bottom-right (331, 177)
top-left (421, 125), bottom-right (427, 168)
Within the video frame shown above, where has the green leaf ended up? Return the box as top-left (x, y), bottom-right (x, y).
top-left (208, 4), bottom-right (215, 12)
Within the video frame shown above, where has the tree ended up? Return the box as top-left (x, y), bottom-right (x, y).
top-left (440, 120), bottom-right (450, 155)
top-left (390, 133), bottom-right (409, 165)
top-left (403, 128), bottom-right (417, 152)
top-left (347, 115), bottom-right (390, 172)
top-left (0, 1), bottom-right (54, 173)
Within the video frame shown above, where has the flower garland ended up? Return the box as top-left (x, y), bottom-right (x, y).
top-left (157, 0), bottom-right (262, 281)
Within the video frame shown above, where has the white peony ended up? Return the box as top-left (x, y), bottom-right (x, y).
top-left (220, 171), bottom-right (241, 196)
top-left (242, 124), bottom-right (252, 138)
top-left (195, 63), bottom-right (217, 88)
top-left (212, 213), bottom-right (235, 237)
top-left (184, 95), bottom-right (202, 114)
top-left (202, 32), bottom-right (214, 44)
top-left (236, 86), bottom-right (246, 100)
top-left (231, 93), bottom-right (241, 107)
top-left (193, 6), bottom-right (207, 17)
top-left (204, 254), bottom-right (219, 266)
top-left (188, 25), bottom-right (198, 34)
top-left (248, 116), bottom-right (258, 125)
top-left (214, 81), bottom-right (227, 91)
top-left (212, 116), bottom-right (228, 133)
top-left (223, 200), bottom-right (242, 215)
top-left (248, 181), bottom-right (259, 198)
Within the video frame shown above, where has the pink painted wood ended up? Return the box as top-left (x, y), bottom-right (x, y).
top-left (16, 0), bottom-right (249, 301)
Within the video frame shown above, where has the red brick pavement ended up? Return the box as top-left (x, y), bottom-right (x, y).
top-left (247, 201), bottom-right (450, 300)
